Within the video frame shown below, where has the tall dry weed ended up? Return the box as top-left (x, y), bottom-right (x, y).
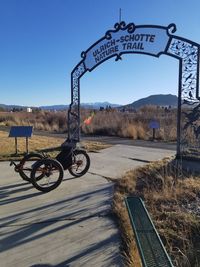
top-left (136, 123), bottom-right (146, 139)
top-left (120, 124), bottom-right (137, 139)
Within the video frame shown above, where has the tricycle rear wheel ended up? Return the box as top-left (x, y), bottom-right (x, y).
top-left (31, 158), bottom-right (64, 192)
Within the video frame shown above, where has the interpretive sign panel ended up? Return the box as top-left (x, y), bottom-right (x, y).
top-left (149, 120), bottom-right (160, 129)
top-left (9, 126), bottom-right (33, 154)
top-left (9, 126), bottom-right (33, 137)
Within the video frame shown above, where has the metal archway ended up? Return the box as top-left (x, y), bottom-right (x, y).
top-left (67, 22), bottom-right (200, 159)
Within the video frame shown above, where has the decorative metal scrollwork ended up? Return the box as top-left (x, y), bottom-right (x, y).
top-left (105, 21), bottom-right (135, 39)
top-left (167, 24), bottom-right (177, 34)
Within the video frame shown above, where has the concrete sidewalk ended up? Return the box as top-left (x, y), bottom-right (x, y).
top-left (0, 145), bottom-right (175, 267)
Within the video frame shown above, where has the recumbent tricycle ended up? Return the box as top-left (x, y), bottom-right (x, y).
top-left (10, 142), bottom-right (90, 193)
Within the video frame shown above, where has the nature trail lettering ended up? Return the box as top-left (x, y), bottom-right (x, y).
top-left (93, 33), bottom-right (156, 64)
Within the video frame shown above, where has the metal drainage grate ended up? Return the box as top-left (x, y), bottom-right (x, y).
top-left (125, 197), bottom-right (174, 267)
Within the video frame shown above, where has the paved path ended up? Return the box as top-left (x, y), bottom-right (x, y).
top-left (0, 145), bottom-right (175, 267)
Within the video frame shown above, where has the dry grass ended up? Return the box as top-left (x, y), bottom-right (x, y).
top-left (0, 130), bottom-right (62, 159)
top-left (113, 158), bottom-right (200, 266)
top-left (0, 131), bottom-right (110, 160)
top-left (80, 141), bottom-right (110, 152)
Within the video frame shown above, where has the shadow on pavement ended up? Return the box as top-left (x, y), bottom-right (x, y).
top-left (0, 179), bottom-right (40, 203)
top-left (0, 185), bottom-right (113, 251)
top-left (0, 166), bottom-right (121, 266)
top-left (55, 233), bottom-right (121, 267)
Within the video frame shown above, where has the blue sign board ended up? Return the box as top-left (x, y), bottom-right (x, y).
top-left (9, 126), bottom-right (33, 154)
top-left (149, 121), bottom-right (160, 129)
top-left (9, 126), bottom-right (33, 138)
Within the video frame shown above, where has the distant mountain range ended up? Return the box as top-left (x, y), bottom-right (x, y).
top-left (121, 94), bottom-right (178, 110)
top-left (0, 104), bottom-right (24, 110)
top-left (0, 102), bottom-right (120, 111)
top-left (0, 94), bottom-right (178, 111)
top-left (39, 104), bottom-right (69, 110)
top-left (40, 102), bottom-right (120, 110)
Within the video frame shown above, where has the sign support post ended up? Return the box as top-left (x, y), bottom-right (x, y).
top-left (15, 137), bottom-right (18, 155)
top-left (26, 137), bottom-right (29, 153)
top-left (152, 128), bottom-right (155, 141)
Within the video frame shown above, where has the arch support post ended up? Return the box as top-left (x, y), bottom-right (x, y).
top-left (167, 37), bottom-right (200, 159)
top-left (67, 62), bottom-right (86, 144)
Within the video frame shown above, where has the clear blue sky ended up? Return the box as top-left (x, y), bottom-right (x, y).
top-left (1, 0), bottom-right (200, 106)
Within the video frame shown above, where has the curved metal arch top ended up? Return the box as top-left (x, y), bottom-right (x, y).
top-left (67, 21), bottom-right (200, 159)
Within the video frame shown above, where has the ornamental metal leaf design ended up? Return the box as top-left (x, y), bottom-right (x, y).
top-left (168, 39), bottom-right (198, 102)
top-left (168, 38), bottom-right (200, 156)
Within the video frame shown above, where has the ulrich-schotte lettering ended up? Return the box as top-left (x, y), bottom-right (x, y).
top-left (93, 33), bottom-right (156, 64)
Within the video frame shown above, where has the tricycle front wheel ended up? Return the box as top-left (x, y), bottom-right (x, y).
top-left (68, 150), bottom-right (90, 177)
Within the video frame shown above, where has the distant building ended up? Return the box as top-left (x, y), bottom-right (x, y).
top-left (27, 107), bottom-right (32, 113)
